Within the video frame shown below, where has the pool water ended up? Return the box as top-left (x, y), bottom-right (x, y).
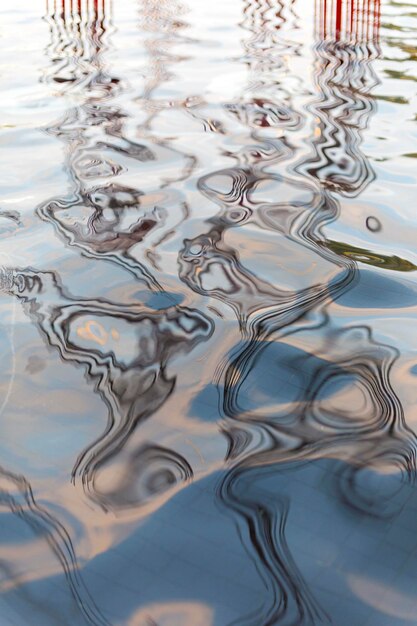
top-left (1, 0), bottom-right (417, 624)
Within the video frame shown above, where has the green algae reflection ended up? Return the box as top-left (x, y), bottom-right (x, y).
top-left (324, 240), bottom-right (417, 272)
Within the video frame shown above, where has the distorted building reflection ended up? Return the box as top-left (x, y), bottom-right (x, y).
top-left (298, 0), bottom-right (381, 196)
top-left (212, 306), bottom-right (417, 623)
top-left (41, 0), bottom-right (193, 289)
top-left (3, 266), bottom-right (212, 507)
top-left (6, 2), bottom-right (417, 626)
top-left (199, 4), bottom-right (417, 623)
top-left (178, 0), bottom-right (356, 331)
top-left (228, 0), bottom-right (302, 132)
top-left (0, 0), bottom-right (213, 512)
top-left (315, 0), bottom-right (380, 44)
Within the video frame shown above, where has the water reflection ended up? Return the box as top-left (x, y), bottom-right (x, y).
top-left (40, 0), bottom-right (193, 289)
top-left (299, 1), bottom-right (381, 197)
top-left (215, 314), bottom-right (417, 625)
top-left (211, 2), bottom-right (416, 624)
top-left (2, 1), bottom-right (211, 618)
top-left (2, 0), bottom-right (417, 624)
top-left (179, 170), bottom-right (336, 329)
top-left (178, 0), bottom-right (356, 332)
top-left (3, 267), bottom-right (212, 505)
top-left (315, 0), bottom-right (381, 44)
top-left (0, 464), bottom-right (110, 625)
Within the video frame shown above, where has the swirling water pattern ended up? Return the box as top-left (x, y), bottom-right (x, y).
top-left (1, 0), bottom-right (417, 624)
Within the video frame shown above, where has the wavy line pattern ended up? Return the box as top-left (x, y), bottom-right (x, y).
top-left (0, 466), bottom-right (110, 626)
top-left (2, 267), bottom-right (212, 507)
top-left (2, 0), bottom-right (417, 624)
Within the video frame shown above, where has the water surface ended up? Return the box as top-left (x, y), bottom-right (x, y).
top-left (1, 0), bottom-right (417, 624)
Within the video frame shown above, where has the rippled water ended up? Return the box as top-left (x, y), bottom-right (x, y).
top-left (1, 0), bottom-right (417, 624)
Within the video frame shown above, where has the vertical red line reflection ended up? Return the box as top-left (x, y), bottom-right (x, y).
top-left (375, 0), bottom-right (381, 44)
top-left (46, 0), bottom-right (111, 34)
top-left (315, 0), bottom-right (381, 44)
top-left (335, 0), bottom-right (342, 40)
